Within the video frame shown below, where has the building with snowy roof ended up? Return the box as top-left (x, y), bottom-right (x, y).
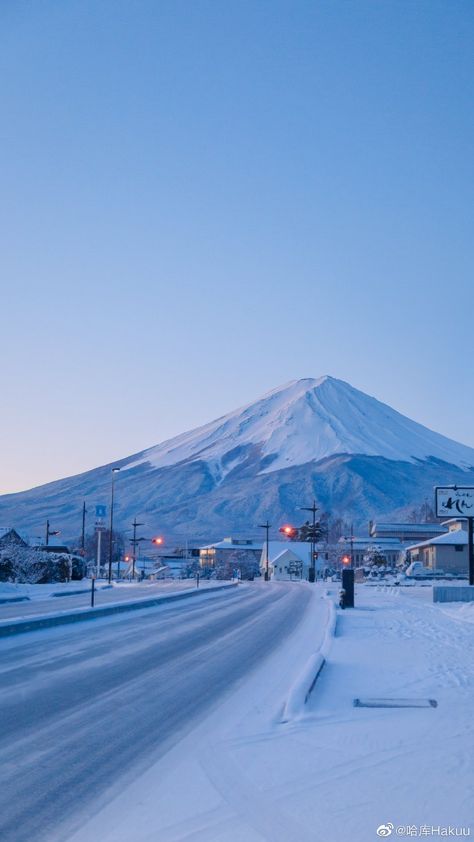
top-left (0, 528), bottom-right (27, 548)
top-left (199, 537), bottom-right (263, 569)
top-left (269, 547), bottom-right (310, 580)
top-left (369, 521), bottom-right (448, 543)
top-left (406, 519), bottom-right (470, 576)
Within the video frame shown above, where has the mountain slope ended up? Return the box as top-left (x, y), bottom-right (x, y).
top-left (126, 376), bottom-right (474, 474)
top-left (1, 377), bottom-right (474, 541)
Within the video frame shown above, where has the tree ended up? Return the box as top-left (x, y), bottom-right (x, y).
top-left (82, 529), bottom-right (126, 564)
top-left (216, 550), bottom-right (260, 580)
top-left (407, 501), bottom-right (437, 523)
top-left (363, 545), bottom-right (388, 568)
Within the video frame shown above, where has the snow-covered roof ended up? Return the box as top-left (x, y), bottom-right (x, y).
top-left (271, 548), bottom-right (307, 565)
top-left (338, 537), bottom-right (402, 548)
top-left (200, 539), bottom-right (262, 551)
top-left (371, 522), bottom-right (447, 535)
top-left (407, 530), bottom-right (469, 551)
top-left (264, 541), bottom-right (312, 563)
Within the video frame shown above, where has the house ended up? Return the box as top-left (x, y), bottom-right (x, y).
top-left (199, 538), bottom-right (262, 570)
top-left (406, 519), bottom-right (470, 576)
top-left (270, 547), bottom-right (309, 580)
top-left (0, 528), bottom-right (28, 548)
top-left (261, 541), bottom-right (314, 580)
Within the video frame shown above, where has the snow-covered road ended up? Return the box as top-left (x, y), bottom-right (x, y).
top-left (0, 582), bottom-right (319, 842)
top-left (68, 585), bottom-right (474, 842)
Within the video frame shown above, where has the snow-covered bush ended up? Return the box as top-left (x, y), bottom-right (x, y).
top-left (0, 546), bottom-right (71, 584)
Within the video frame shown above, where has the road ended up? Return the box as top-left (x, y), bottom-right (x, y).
top-left (0, 582), bottom-right (313, 842)
top-left (0, 579), bottom-right (222, 621)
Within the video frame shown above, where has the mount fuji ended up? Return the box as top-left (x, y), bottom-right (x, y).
top-left (2, 376), bottom-right (474, 542)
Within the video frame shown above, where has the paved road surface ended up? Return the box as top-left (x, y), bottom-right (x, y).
top-left (0, 582), bottom-right (312, 842)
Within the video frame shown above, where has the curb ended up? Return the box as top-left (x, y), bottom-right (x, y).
top-left (0, 583), bottom-right (238, 638)
top-left (281, 594), bottom-right (337, 722)
top-left (0, 596), bottom-right (30, 605)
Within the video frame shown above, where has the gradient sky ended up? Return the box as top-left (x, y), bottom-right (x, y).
top-left (1, 0), bottom-right (473, 494)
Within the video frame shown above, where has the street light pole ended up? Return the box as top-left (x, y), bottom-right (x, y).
top-left (301, 499), bottom-right (318, 583)
top-left (108, 468), bottom-right (120, 584)
top-left (258, 521), bottom-right (271, 581)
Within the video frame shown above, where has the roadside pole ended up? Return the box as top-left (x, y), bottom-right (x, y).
top-left (96, 528), bottom-right (102, 579)
top-left (301, 500), bottom-right (319, 583)
top-left (469, 516), bottom-right (474, 587)
top-left (91, 577), bottom-right (95, 608)
top-left (258, 521), bottom-right (271, 581)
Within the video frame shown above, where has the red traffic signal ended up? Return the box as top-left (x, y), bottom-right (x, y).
top-left (279, 524), bottom-right (298, 539)
top-left (342, 555), bottom-right (350, 565)
top-left (152, 536), bottom-right (164, 545)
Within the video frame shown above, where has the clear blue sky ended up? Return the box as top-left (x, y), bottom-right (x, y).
top-left (1, 0), bottom-right (473, 493)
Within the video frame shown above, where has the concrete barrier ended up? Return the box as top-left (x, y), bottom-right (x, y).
top-left (433, 585), bottom-right (474, 603)
top-left (0, 583), bottom-right (238, 638)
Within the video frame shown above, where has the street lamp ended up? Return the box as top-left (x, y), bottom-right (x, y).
top-left (258, 521), bottom-right (271, 581)
top-left (108, 467), bottom-right (120, 584)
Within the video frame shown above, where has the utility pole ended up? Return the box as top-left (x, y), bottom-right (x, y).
top-left (258, 521), bottom-right (271, 581)
top-left (45, 520), bottom-right (60, 547)
top-left (350, 522), bottom-right (355, 570)
top-left (131, 518), bottom-right (144, 579)
top-left (81, 501), bottom-right (87, 554)
top-left (301, 499), bottom-right (318, 583)
top-left (108, 468), bottom-right (120, 584)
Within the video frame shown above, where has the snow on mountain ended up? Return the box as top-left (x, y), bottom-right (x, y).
top-left (125, 376), bottom-right (474, 477)
top-left (2, 376), bottom-right (474, 540)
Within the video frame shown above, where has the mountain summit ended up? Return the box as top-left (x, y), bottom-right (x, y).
top-left (1, 377), bottom-right (474, 539)
top-left (126, 376), bottom-right (474, 476)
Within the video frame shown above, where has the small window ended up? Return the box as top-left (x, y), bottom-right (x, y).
top-left (455, 545), bottom-right (464, 552)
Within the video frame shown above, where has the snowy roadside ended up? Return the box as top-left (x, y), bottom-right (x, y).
top-left (68, 583), bottom-right (474, 842)
top-left (0, 581), bottom-right (238, 635)
top-left (0, 579), bottom-right (211, 603)
top-left (0, 580), bottom-right (111, 602)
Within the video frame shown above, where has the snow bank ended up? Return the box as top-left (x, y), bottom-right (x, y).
top-left (281, 592), bottom-right (337, 721)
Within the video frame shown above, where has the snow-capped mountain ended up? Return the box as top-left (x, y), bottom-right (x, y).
top-left (126, 376), bottom-right (474, 475)
top-left (1, 376), bottom-right (474, 542)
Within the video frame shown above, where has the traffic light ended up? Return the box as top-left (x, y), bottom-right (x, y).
top-left (342, 555), bottom-right (350, 565)
top-left (152, 536), bottom-right (164, 545)
top-left (279, 524), bottom-right (298, 540)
